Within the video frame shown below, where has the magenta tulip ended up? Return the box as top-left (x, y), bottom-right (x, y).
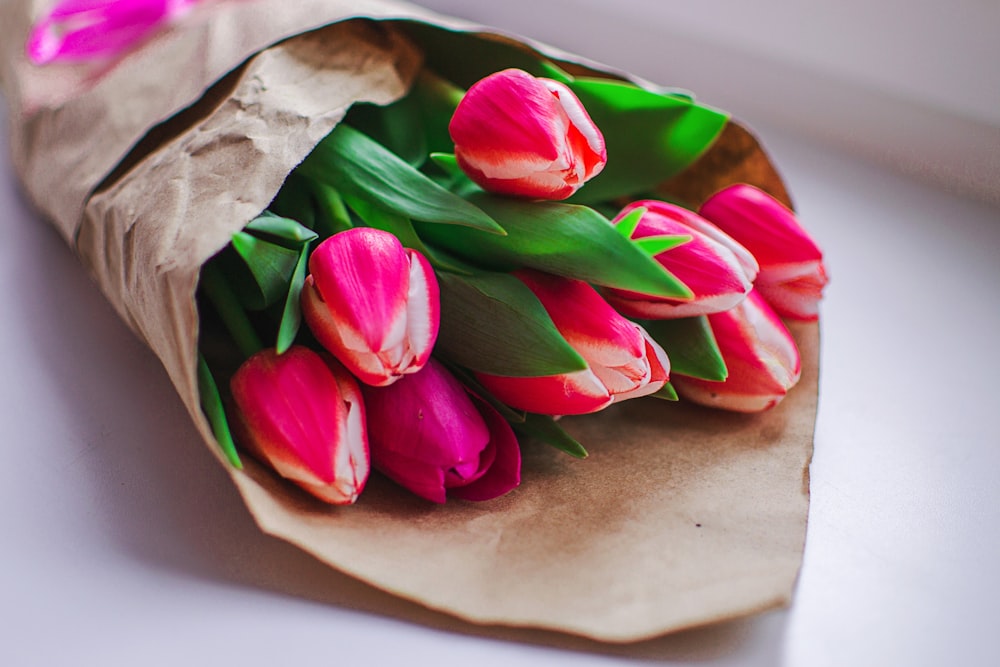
top-left (361, 359), bottom-right (521, 504)
top-left (605, 200), bottom-right (758, 319)
top-left (476, 271), bottom-right (670, 415)
top-left (302, 228), bottom-right (440, 387)
top-left (26, 0), bottom-right (198, 64)
top-left (449, 68), bottom-right (607, 200)
top-left (699, 184), bottom-right (828, 320)
top-left (230, 346), bottom-right (369, 504)
top-left (672, 291), bottom-right (801, 413)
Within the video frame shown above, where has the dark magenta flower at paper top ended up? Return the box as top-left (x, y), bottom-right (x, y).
top-left (26, 0), bottom-right (199, 65)
top-left (230, 346), bottom-right (369, 505)
top-left (361, 358), bottom-right (521, 504)
top-left (302, 228), bottom-right (440, 387)
top-left (699, 184), bottom-right (828, 321)
top-left (605, 200), bottom-right (759, 319)
top-left (475, 271), bottom-right (670, 416)
top-left (672, 290), bottom-right (802, 413)
top-left (449, 68), bottom-right (607, 200)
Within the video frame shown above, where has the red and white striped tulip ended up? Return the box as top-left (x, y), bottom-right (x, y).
top-left (672, 291), bottom-right (801, 413)
top-left (476, 271), bottom-right (670, 415)
top-left (302, 228), bottom-right (440, 387)
top-left (230, 346), bottom-right (369, 504)
top-left (699, 184), bottom-right (828, 320)
top-left (605, 200), bottom-right (758, 319)
top-left (26, 0), bottom-right (199, 65)
top-left (362, 359), bottom-right (521, 504)
top-left (449, 68), bottom-right (607, 200)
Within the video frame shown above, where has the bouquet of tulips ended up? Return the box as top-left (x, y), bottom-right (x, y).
top-left (195, 62), bottom-right (828, 506)
top-left (3, 0), bottom-right (828, 639)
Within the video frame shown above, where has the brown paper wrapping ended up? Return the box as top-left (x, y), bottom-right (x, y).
top-left (0, 0), bottom-right (818, 642)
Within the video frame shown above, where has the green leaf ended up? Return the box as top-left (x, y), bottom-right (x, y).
top-left (295, 124), bottom-right (504, 234)
top-left (197, 354), bottom-right (242, 468)
top-left (650, 381), bottom-right (679, 401)
top-left (230, 231), bottom-right (300, 310)
top-left (614, 206), bottom-right (646, 238)
top-left (635, 234), bottom-right (691, 257)
top-left (513, 414), bottom-right (588, 459)
top-left (644, 316), bottom-right (728, 381)
top-left (245, 211), bottom-right (317, 246)
top-left (566, 77), bottom-right (728, 204)
top-left (428, 152), bottom-right (464, 180)
top-left (435, 271), bottom-right (587, 377)
top-left (416, 193), bottom-right (693, 299)
top-left (275, 245), bottom-right (310, 354)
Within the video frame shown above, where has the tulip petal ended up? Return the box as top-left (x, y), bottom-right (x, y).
top-left (699, 184), bottom-right (828, 320)
top-left (363, 360), bottom-right (496, 503)
top-left (673, 292), bottom-right (801, 412)
top-left (450, 69), bottom-right (606, 200)
top-left (230, 347), bottom-right (369, 504)
top-left (449, 395), bottom-right (522, 502)
top-left (303, 228), bottom-right (439, 386)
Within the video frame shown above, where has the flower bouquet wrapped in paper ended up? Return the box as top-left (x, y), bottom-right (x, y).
top-left (0, 0), bottom-right (826, 641)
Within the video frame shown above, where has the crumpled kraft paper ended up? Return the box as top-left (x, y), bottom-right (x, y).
top-left (0, 0), bottom-right (818, 642)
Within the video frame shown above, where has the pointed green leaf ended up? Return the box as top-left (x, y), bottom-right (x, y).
top-left (513, 414), bottom-right (588, 459)
top-left (295, 124), bottom-right (504, 234)
top-left (197, 354), bottom-right (242, 468)
top-left (615, 206), bottom-right (646, 238)
top-left (230, 231), bottom-right (300, 310)
top-left (644, 316), bottom-right (728, 381)
top-left (436, 271), bottom-right (587, 377)
top-left (275, 245), bottom-right (310, 354)
top-left (245, 211), bottom-right (317, 246)
top-left (635, 234), bottom-right (691, 256)
top-left (416, 193), bottom-right (693, 299)
top-left (650, 381), bottom-right (679, 401)
top-left (566, 77), bottom-right (728, 204)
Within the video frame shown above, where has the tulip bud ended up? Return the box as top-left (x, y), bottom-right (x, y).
top-left (671, 291), bottom-right (801, 412)
top-left (605, 200), bottom-right (758, 319)
top-left (362, 359), bottom-right (521, 504)
top-left (302, 228), bottom-right (440, 387)
top-left (699, 184), bottom-right (828, 320)
top-left (449, 68), bottom-right (607, 200)
top-left (476, 271), bottom-right (670, 415)
top-left (230, 346), bottom-right (369, 504)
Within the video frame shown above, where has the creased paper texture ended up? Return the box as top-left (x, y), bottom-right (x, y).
top-left (0, 0), bottom-right (818, 642)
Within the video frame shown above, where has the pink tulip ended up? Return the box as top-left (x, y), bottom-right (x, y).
top-left (449, 68), bottom-right (607, 200)
top-left (699, 184), bottom-right (828, 320)
top-left (605, 200), bottom-right (758, 319)
top-left (476, 271), bottom-right (670, 415)
top-left (26, 0), bottom-right (198, 65)
top-left (672, 291), bottom-right (801, 413)
top-left (230, 346), bottom-right (369, 504)
top-left (302, 228), bottom-right (440, 387)
top-left (361, 359), bottom-right (521, 504)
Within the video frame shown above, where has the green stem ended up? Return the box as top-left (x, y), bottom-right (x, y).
top-left (200, 262), bottom-right (264, 358)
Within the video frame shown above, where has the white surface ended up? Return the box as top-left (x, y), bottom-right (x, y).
top-left (4, 5), bottom-right (1000, 667)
